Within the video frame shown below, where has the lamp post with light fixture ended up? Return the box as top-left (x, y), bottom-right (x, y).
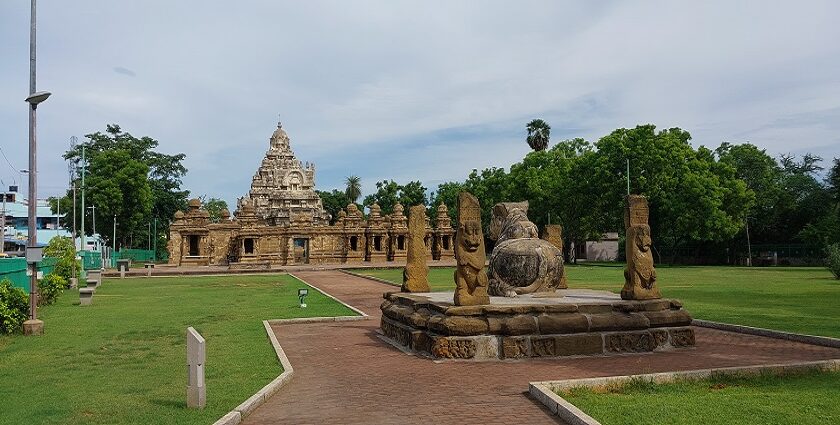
top-left (22, 0), bottom-right (51, 336)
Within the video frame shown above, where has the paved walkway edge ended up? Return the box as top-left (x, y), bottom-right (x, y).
top-left (530, 358), bottom-right (840, 425)
top-left (692, 319), bottom-right (840, 348)
top-left (338, 269), bottom-right (401, 288)
top-left (211, 275), bottom-right (368, 425)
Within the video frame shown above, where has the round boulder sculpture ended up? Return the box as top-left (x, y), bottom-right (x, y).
top-left (487, 202), bottom-right (566, 297)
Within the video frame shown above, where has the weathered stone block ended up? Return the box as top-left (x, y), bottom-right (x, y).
top-left (577, 304), bottom-right (614, 314)
top-left (543, 304), bottom-right (579, 314)
top-left (410, 330), bottom-right (432, 353)
top-left (446, 305), bottom-right (486, 316)
top-left (442, 316), bottom-right (489, 336)
top-left (502, 337), bottom-right (529, 359)
top-left (589, 312), bottom-right (649, 332)
top-left (605, 331), bottom-right (655, 353)
top-left (555, 334), bottom-right (604, 356)
top-left (642, 310), bottom-right (693, 327)
top-left (531, 337), bottom-right (556, 357)
top-left (501, 315), bottom-right (538, 336)
top-left (652, 329), bottom-right (669, 348)
top-left (537, 314), bottom-right (589, 334)
top-left (431, 337), bottom-right (476, 359)
top-left (669, 328), bottom-right (696, 347)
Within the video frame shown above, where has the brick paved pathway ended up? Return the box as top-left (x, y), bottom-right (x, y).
top-left (243, 270), bottom-right (840, 425)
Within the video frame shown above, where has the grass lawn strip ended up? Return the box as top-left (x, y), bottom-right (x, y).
top-left (0, 273), bottom-right (355, 425)
top-left (350, 265), bottom-right (840, 338)
top-left (550, 363), bottom-right (840, 425)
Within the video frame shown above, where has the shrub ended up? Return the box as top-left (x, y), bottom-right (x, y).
top-left (827, 244), bottom-right (840, 280)
top-left (44, 236), bottom-right (80, 282)
top-left (38, 272), bottom-right (69, 306)
top-left (0, 279), bottom-right (30, 334)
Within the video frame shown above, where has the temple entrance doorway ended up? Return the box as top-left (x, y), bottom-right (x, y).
top-left (294, 238), bottom-right (309, 264)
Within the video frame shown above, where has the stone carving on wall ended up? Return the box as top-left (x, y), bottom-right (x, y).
top-left (487, 202), bottom-right (566, 297)
top-left (453, 192), bottom-right (490, 306)
top-left (402, 205), bottom-right (430, 292)
top-left (622, 195), bottom-right (661, 300)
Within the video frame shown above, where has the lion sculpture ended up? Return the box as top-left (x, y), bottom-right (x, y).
top-left (487, 202), bottom-right (566, 297)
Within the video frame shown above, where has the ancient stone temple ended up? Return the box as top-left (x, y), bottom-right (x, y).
top-left (167, 122), bottom-right (455, 267)
top-left (241, 121), bottom-right (330, 226)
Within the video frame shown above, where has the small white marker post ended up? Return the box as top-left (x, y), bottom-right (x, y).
top-left (186, 327), bottom-right (206, 408)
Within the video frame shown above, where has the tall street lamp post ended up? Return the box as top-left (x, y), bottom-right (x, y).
top-left (23, 0), bottom-right (50, 336)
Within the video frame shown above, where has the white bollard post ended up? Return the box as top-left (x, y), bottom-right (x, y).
top-left (186, 327), bottom-right (206, 408)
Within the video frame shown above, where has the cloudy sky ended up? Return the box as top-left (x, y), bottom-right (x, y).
top-left (1, 1), bottom-right (839, 208)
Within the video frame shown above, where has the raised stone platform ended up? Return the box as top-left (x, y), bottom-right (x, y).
top-left (380, 289), bottom-right (695, 360)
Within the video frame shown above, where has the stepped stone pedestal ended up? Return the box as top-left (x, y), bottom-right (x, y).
top-left (380, 289), bottom-right (695, 360)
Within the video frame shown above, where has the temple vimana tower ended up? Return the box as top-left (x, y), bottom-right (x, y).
top-left (168, 121), bottom-right (455, 267)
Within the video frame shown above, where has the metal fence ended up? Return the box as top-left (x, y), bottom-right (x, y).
top-left (0, 257), bottom-right (60, 291)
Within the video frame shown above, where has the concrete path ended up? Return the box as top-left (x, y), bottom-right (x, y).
top-left (242, 270), bottom-right (840, 425)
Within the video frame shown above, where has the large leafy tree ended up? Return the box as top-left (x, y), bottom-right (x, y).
top-left (428, 181), bottom-right (464, 223)
top-left (462, 167), bottom-right (511, 239)
top-left (715, 142), bottom-right (781, 244)
top-left (590, 125), bottom-right (751, 262)
top-left (61, 124), bottom-right (188, 251)
top-left (316, 189), bottom-right (351, 224)
top-left (363, 180), bottom-right (427, 215)
top-left (344, 175), bottom-right (362, 203)
top-left (200, 197), bottom-right (229, 223)
top-left (526, 119), bottom-right (551, 151)
top-left (507, 138), bottom-right (604, 261)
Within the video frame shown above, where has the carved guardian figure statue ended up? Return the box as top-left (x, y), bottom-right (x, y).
top-left (453, 192), bottom-right (490, 306)
top-left (487, 202), bottom-right (566, 297)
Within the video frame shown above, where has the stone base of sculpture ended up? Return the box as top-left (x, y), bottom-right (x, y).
top-left (379, 289), bottom-right (695, 360)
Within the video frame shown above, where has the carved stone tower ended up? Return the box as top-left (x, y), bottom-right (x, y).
top-left (238, 121), bottom-right (330, 226)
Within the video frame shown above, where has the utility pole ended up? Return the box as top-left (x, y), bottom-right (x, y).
top-left (745, 219), bottom-right (752, 267)
top-left (113, 214), bottom-right (116, 268)
top-left (153, 218), bottom-right (157, 262)
top-left (1, 181), bottom-right (6, 251)
top-left (88, 205), bottom-right (96, 248)
top-left (148, 221), bottom-right (151, 250)
top-left (626, 158), bottom-right (630, 195)
top-left (24, 0), bottom-right (51, 336)
top-left (80, 145), bottom-right (86, 251)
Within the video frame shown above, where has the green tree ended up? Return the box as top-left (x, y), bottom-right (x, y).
top-left (398, 181), bottom-right (427, 208)
top-left (316, 189), bottom-right (350, 224)
top-left (507, 138), bottom-right (604, 262)
top-left (63, 125), bottom-right (186, 250)
top-left (43, 236), bottom-right (80, 282)
top-left (526, 119), bottom-right (551, 151)
top-left (428, 181), bottom-right (464, 224)
top-left (715, 142), bottom-right (781, 244)
top-left (363, 180), bottom-right (401, 214)
top-left (463, 167), bottom-right (511, 239)
top-left (344, 175), bottom-right (362, 203)
top-left (201, 197), bottom-right (229, 223)
top-left (590, 125), bottom-right (752, 263)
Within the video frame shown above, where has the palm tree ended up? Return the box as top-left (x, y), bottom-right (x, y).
top-left (344, 175), bottom-right (362, 203)
top-left (526, 119), bottom-right (551, 151)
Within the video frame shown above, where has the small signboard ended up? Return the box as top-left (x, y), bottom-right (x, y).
top-left (298, 288), bottom-right (309, 308)
top-left (26, 246), bottom-right (43, 263)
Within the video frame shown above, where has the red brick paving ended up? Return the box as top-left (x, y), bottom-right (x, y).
top-left (242, 270), bottom-right (840, 425)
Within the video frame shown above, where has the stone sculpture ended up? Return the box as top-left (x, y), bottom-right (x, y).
top-left (622, 195), bottom-right (661, 300)
top-left (487, 202), bottom-right (566, 297)
top-left (402, 205), bottom-right (430, 292)
top-left (541, 225), bottom-right (568, 288)
top-left (453, 192), bottom-right (490, 306)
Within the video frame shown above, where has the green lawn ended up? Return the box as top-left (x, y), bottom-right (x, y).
top-left (560, 369), bottom-right (840, 425)
top-left (352, 264), bottom-right (840, 338)
top-left (0, 274), bottom-right (355, 425)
